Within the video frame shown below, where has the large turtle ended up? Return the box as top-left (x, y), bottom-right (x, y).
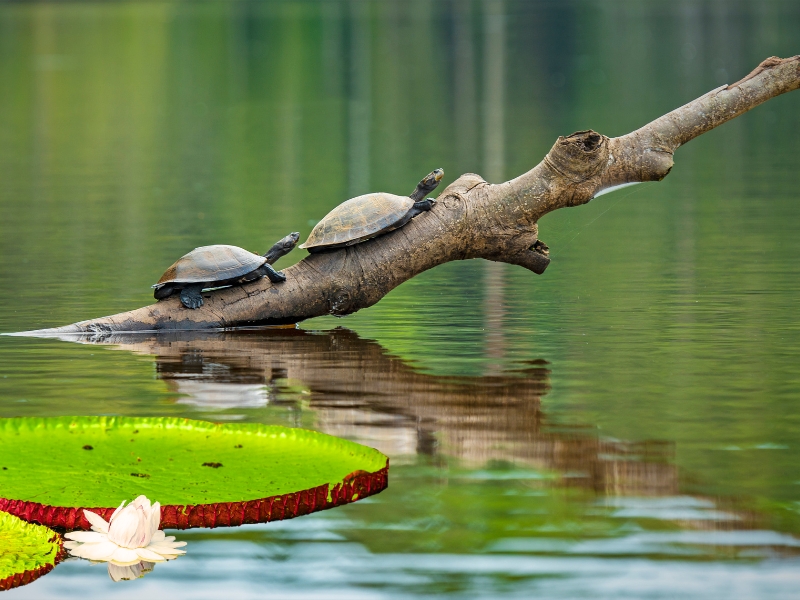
top-left (152, 232), bottom-right (299, 309)
top-left (300, 168), bottom-right (444, 252)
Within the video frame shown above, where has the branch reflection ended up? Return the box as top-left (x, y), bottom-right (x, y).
top-left (64, 327), bottom-right (677, 498)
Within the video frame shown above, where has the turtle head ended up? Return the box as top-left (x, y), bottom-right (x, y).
top-left (264, 232), bottom-right (300, 264)
top-left (410, 168), bottom-right (444, 201)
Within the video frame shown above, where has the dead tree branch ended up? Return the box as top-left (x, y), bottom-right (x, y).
top-left (23, 56), bottom-right (800, 334)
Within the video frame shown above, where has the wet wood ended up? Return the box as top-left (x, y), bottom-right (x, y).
top-left (26, 56), bottom-right (800, 334)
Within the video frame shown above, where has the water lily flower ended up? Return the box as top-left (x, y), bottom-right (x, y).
top-left (107, 561), bottom-right (155, 582)
top-left (63, 495), bottom-right (186, 566)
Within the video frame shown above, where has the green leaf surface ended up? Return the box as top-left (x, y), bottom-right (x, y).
top-left (0, 511), bottom-right (61, 589)
top-left (0, 417), bottom-right (386, 507)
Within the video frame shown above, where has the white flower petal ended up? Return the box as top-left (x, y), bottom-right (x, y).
top-left (148, 541), bottom-right (185, 550)
top-left (83, 510), bottom-right (110, 534)
top-left (152, 552), bottom-right (184, 560)
top-left (136, 547), bottom-right (167, 562)
top-left (148, 548), bottom-right (184, 557)
top-left (137, 513), bottom-right (151, 546)
top-left (108, 563), bottom-right (139, 582)
top-left (110, 560), bottom-right (155, 581)
top-left (109, 500), bottom-right (127, 524)
top-left (148, 546), bottom-right (186, 556)
top-left (65, 531), bottom-right (106, 543)
top-left (133, 495), bottom-right (151, 511)
top-left (150, 530), bottom-right (166, 542)
top-left (68, 497), bottom-right (185, 568)
top-left (71, 541), bottom-right (119, 561)
top-left (147, 501), bottom-right (161, 540)
top-left (110, 546), bottom-right (140, 564)
top-left (108, 504), bottom-right (147, 548)
top-left (140, 561), bottom-right (156, 573)
top-left (108, 558), bottom-right (143, 567)
top-left (148, 542), bottom-right (186, 552)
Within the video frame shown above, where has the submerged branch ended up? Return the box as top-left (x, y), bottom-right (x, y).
top-left (22, 56), bottom-right (800, 334)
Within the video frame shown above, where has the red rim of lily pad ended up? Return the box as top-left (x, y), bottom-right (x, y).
top-left (0, 542), bottom-right (65, 592)
top-left (0, 466), bottom-right (387, 531)
top-left (0, 514), bottom-right (66, 592)
top-left (0, 417), bottom-right (389, 531)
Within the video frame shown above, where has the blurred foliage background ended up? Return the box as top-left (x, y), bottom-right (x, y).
top-left (1, 1), bottom-right (800, 594)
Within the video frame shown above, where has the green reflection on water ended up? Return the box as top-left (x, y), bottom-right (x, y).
top-left (1, 0), bottom-right (800, 595)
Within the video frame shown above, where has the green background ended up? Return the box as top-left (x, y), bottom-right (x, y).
top-left (0, 0), bottom-right (799, 597)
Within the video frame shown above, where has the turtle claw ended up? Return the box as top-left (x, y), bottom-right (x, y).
top-left (180, 285), bottom-right (204, 309)
top-left (181, 296), bottom-right (204, 309)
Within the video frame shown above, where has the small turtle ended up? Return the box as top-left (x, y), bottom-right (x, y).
top-left (152, 232), bottom-right (299, 309)
top-left (300, 168), bottom-right (444, 252)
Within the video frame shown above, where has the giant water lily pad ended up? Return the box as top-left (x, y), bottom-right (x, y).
top-left (0, 511), bottom-right (63, 591)
top-left (0, 417), bottom-right (388, 530)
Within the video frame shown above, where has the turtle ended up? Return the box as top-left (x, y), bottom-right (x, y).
top-left (299, 168), bottom-right (444, 252)
top-left (152, 232), bottom-right (299, 309)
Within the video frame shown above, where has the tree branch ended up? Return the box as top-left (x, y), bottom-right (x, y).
top-left (22, 56), bottom-right (800, 335)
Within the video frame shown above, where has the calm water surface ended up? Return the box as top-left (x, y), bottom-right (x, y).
top-left (1, 1), bottom-right (800, 598)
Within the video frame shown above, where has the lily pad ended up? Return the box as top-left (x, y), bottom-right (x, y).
top-left (0, 417), bottom-right (388, 530)
top-left (0, 511), bottom-right (63, 591)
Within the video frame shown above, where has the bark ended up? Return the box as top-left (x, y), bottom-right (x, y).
top-left (24, 56), bottom-right (800, 334)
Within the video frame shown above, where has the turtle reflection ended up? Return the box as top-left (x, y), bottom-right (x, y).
top-left (64, 327), bottom-right (678, 498)
top-left (154, 344), bottom-right (276, 410)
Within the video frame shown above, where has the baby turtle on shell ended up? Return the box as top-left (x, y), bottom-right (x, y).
top-left (152, 232), bottom-right (299, 309)
top-left (300, 168), bottom-right (444, 252)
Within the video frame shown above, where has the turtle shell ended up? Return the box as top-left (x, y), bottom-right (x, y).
top-left (154, 245), bottom-right (266, 285)
top-left (300, 193), bottom-right (414, 250)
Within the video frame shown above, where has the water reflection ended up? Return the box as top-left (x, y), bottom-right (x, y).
top-left (60, 328), bottom-right (676, 498)
top-left (106, 561), bottom-right (154, 582)
top-left (18, 327), bottom-right (800, 597)
top-left (157, 354), bottom-right (272, 411)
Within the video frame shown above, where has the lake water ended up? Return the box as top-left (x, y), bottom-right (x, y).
top-left (1, 1), bottom-right (800, 598)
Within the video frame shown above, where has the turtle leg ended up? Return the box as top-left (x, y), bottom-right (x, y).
top-left (409, 198), bottom-right (436, 216)
top-left (256, 263), bottom-right (287, 283)
top-left (239, 271), bottom-right (260, 283)
top-left (179, 284), bottom-right (205, 309)
top-left (382, 199), bottom-right (436, 236)
top-left (154, 284), bottom-right (175, 301)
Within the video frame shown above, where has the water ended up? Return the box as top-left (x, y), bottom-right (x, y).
top-left (1, 0), bottom-right (800, 597)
